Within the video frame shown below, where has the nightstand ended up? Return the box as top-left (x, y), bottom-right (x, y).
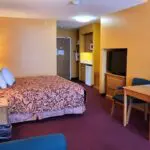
top-left (0, 97), bottom-right (12, 140)
top-left (0, 97), bottom-right (9, 125)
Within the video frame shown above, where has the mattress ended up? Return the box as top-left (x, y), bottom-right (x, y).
top-left (0, 76), bottom-right (86, 124)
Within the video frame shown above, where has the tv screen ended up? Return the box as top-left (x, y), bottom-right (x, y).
top-left (107, 49), bottom-right (127, 76)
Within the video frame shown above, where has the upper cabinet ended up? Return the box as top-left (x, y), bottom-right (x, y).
top-left (84, 32), bottom-right (93, 52)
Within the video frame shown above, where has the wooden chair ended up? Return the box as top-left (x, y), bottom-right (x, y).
top-left (111, 78), bottom-right (150, 123)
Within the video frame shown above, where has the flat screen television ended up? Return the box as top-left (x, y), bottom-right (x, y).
top-left (107, 49), bottom-right (127, 76)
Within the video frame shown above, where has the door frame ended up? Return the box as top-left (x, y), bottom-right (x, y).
top-left (57, 37), bottom-right (72, 80)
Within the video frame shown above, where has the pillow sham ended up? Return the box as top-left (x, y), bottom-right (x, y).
top-left (0, 72), bottom-right (7, 89)
top-left (1, 68), bottom-right (15, 86)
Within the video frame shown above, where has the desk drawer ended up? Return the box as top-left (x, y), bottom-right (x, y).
top-left (107, 75), bottom-right (126, 89)
top-left (105, 73), bottom-right (126, 97)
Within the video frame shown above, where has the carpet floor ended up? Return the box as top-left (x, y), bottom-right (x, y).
top-left (12, 84), bottom-right (150, 150)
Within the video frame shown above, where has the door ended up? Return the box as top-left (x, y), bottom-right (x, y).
top-left (57, 37), bottom-right (71, 80)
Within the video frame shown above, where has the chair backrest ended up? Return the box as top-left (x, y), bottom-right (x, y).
top-left (132, 78), bottom-right (150, 86)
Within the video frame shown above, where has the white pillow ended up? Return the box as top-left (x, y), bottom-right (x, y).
top-left (1, 68), bottom-right (15, 86)
top-left (0, 72), bottom-right (7, 89)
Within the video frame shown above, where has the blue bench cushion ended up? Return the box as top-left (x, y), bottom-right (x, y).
top-left (132, 78), bottom-right (150, 86)
top-left (0, 134), bottom-right (67, 150)
top-left (113, 94), bottom-right (145, 104)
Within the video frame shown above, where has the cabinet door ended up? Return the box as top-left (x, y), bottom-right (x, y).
top-left (81, 64), bottom-right (85, 82)
top-left (106, 73), bottom-right (126, 97)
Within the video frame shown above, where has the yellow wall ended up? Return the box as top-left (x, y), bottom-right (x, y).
top-left (80, 52), bottom-right (93, 64)
top-left (93, 23), bottom-right (100, 73)
top-left (0, 18), bottom-right (56, 77)
top-left (79, 23), bottom-right (100, 89)
top-left (100, 2), bottom-right (150, 92)
top-left (57, 28), bottom-right (78, 78)
top-left (79, 24), bottom-right (93, 35)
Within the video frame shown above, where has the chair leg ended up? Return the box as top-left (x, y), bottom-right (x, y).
top-left (144, 103), bottom-right (148, 121)
top-left (127, 99), bottom-right (132, 124)
top-left (111, 101), bottom-right (115, 116)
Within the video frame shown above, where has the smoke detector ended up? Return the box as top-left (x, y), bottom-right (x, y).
top-left (69, 0), bottom-right (81, 5)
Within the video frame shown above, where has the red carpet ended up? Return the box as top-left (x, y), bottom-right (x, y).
top-left (12, 84), bottom-right (150, 150)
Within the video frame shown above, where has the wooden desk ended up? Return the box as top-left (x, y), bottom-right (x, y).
top-left (124, 85), bottom-right (150, 140)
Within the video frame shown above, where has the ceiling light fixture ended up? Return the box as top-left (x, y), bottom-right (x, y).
top-left (72, 15), bottom-right (97, 23)
top-left (69, 0), bottom-right (81, 5)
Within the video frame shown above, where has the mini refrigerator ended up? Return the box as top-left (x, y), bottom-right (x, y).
top-left (85, 65), bottom-right (94, 86)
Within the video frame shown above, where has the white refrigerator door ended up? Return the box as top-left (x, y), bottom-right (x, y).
top-left (85, 65), bottom-right (93, 86)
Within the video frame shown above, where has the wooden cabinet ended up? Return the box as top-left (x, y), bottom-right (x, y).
top-left (105, 73), bottom-right (126, 98)
top-left (0, 97), bottom-right (12, 139)
top-left (80, 64), bottom-right (85, 82)
top-left (0, 97), bottom-right (8, 125)
top-left (84, 32), bottom-right (93, 52)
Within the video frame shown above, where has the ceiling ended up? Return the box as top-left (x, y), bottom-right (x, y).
top-left (0, 0), bottom-right (147, 28)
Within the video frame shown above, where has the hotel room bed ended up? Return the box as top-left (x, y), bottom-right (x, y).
top-left (0, 76), bottom-right (86, 124)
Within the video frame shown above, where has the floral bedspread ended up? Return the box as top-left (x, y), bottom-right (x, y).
top-left (0, 76), bottom-right (85, 115)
